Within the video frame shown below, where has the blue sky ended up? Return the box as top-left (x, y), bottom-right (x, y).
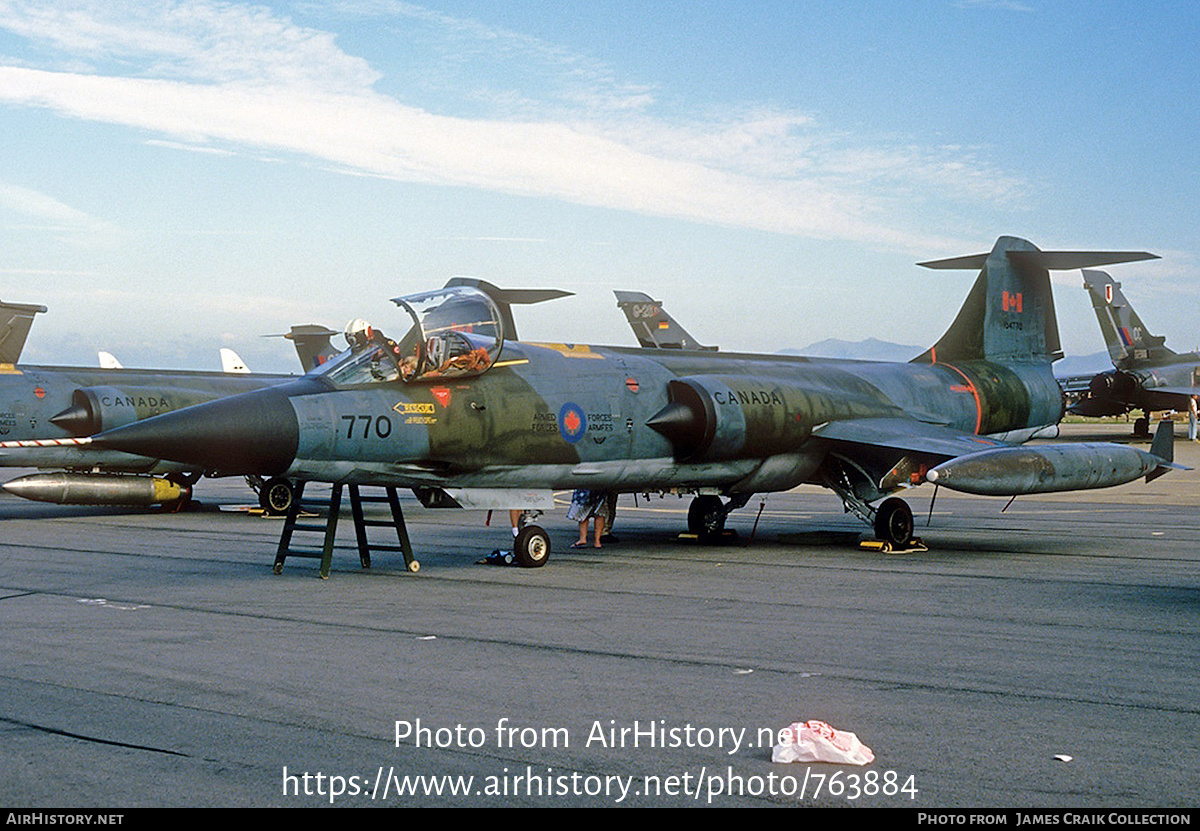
top-left (1, 0), bottom-right (1196, 371)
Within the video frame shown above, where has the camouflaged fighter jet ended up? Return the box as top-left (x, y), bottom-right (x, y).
top-left (0, 303), bottom-right (335, 512)
top-left (85, 236), bottom-right (1183, 568)
top-left (1061, 271), bottom-right (1200, 436)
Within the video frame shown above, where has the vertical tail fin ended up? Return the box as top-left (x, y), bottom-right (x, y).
top-left (0, 300), bottom-right (47, 364)
top-left (1081, 270), bottom-right (1173, 368)
top-left (219, 348), bottom-right (250, 374)
top-left (912, 236), bottom-right (1157, 364)
top-left (614, 290), bottom-right (717, 351)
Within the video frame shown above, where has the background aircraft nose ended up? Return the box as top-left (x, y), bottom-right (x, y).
top-left (92, 386), bottom-right (300, 476)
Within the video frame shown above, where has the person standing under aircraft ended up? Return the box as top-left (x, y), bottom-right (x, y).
top-left (568, 490), bottom-right (609, 549)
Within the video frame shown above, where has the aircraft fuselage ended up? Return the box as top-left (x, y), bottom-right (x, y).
top-left (274, 342), bottom-right (1062, 494)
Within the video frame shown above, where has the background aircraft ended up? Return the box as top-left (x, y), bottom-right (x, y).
top-left (0, 300), bottom-right (46, 364)
top-left (87, 236), bottom-right (1180, 567)
top-left (1061, 270), bottom-right (1200, 437)
top-left (0, 304), bottom-right (335, 512)
top-left (615, 290), bottom-right (717, 351)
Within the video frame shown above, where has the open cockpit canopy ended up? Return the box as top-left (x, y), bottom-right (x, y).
top-left (313, 287), bottom-right (505, 389)
top-left (391, 287), bottom-right (504, 381)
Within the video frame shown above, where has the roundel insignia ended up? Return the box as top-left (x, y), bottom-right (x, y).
top-left (558, 402), bottom-right (587, 443)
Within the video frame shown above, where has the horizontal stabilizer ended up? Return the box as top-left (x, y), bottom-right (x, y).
top-left (917, 253), bottom-right (989, 270)
top-left (443, 277), bottom-right (573, 341)
top-left (1008, 251), bottom-right (1159, 270)
top-left (445, 277), bottom-right (573, 306)
top-left (919, 250), bottom-right (1159, 271)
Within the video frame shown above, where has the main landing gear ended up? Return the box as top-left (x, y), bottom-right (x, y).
top-left (872, 497), bottom-right (915, 549)
top-left (823, 460), bottom-right (921, 550)
top-left (686, 494), bottom-right (750, 541)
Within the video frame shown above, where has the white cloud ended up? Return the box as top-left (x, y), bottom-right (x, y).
top-left (0, 1), bottom-right (1020, 254)
top-left (0, 181), bottom-right (119, 243)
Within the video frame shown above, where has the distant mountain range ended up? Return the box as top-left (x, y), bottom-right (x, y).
top-left (783, 337), bottom-right (1111, 378)
top-left (780, 338), bottom-right (921, 363)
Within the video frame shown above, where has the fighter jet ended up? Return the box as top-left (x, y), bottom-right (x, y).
top-left (0, 305), bottom-right (335, 512)
top-left (1063, 270), bottom-right (1200, 436)
top-left (87, 236), bottom-right (1181, 567)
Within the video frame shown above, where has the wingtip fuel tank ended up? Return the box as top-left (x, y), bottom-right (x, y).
top-left (926, 421), bottom-right (1181, 496)
top-left (2, 472), bottom-right (190, 506)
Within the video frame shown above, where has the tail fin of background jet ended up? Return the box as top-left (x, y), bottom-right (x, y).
top-left (912, 236), bottom-right (1157, 365)
top-left (614, 290), bottom-right (717, 351)
top-left (0, 300), bottom-right (47, 364)
top-left (1081, 270), bottom-right (1174, 369)
top-left (97, 351), bottom-right (123, 369)
top-left (220, 348), bottom-right (250, 374)
top-left (267, 324), bottom-right (342, 371)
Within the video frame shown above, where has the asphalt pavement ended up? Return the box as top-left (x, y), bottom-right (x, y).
top-left (1, 422), bottom-right (1197, 808)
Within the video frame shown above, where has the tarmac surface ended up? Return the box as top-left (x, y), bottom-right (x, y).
top-left (1, 422), bottom-right (1198, 808)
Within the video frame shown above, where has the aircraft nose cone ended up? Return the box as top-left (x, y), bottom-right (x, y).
top-left (92, 385), bottom-right (300, 476)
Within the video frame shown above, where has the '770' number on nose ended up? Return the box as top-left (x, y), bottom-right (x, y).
top-left (341, 414), bottom-right (393, 439)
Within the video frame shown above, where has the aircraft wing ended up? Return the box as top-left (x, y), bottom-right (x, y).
top-left (1148, 385), bottom-right (1200, 398)
top-left (1055, 373), bottom-right (1096, 396)
top-left (813, 415), bottom-right (1176, 497)
top-left (813, 417), bottom-right (1011, 459)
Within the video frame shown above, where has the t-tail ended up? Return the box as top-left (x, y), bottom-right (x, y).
top-left (912, 236), bottom-right (1158, 365)
top-left (614, 290), bottom-right (717, 351)
top-left (1082, 270), bottom-right (1175, 369)
top-left (272, 324), bottom-right (342, 371)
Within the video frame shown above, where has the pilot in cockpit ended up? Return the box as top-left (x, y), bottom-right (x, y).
top-left (343, 318), bottom-right (401, 383)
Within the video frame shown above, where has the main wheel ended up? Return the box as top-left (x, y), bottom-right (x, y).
top-left (687, 495), bottom-right (726, 539)
top-left (259, 477), bottom-right (296, 515)
top-left (873, 497), bottom-right (914, 547)
top-left (514, 525), bottom-right (550, 568)
top-left (1133, 416), bottom-right (1150, 436)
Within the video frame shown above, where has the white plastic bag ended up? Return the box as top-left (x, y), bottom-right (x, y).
top-left (772, 720), bottom-right (875, 765)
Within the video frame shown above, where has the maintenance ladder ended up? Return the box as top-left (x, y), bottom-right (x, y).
top-left (272, 482), bottom-right (419, 578)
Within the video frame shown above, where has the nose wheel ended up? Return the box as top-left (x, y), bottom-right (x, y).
top-left (257, 476), bottom-right (296, 516)
top-left (513, 525), bottom-right (550, 568)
